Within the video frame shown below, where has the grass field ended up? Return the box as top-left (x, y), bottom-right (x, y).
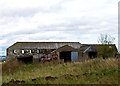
top-left (2, 57), bottom-right (119, 84)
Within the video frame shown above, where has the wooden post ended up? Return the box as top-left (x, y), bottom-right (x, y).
top-left (57, 52), bottom-right (60, 63)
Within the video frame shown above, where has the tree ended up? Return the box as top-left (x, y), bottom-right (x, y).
top-left (97, 34), bottom-right (115, 44)
top-left (97, 34), bottom-right (115, 59)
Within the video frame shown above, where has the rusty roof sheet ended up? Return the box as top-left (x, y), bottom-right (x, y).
top-left (8, 42), bottom-right (81, 49)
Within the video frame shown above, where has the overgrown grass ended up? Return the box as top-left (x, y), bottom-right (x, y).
top-left (2, 57), bottom-right (119, 84)
top-left (2, 58), bottom-right (24, 74)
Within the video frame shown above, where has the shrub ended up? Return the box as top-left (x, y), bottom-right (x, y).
top-left (2, 57), bottom-right (24, 74)
top-left (2, 58), bottom-right (6, 62)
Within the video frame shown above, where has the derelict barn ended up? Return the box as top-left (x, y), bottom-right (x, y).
top-left (79, 45), bottom-right (97, 59)
top-left (7, 42), bottom-right (118, 63)
top-left (7, 42), bottom-right (82, 63)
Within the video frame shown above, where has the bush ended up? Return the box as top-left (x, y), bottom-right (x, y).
top-left (2, 58), bottom-right (6, 62)
top-left (2, 57), bottom-right (24, 74)
top-left (97, 45), bottom-right (117, 59)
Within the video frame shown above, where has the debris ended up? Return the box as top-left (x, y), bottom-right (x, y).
top-left (9, 79), bottom-right (25, 84)
top-left (32, 79), bottom-right (37, 81)
top-left (45, 76), bottom-right (58, 81)
top-left (83, 73), bottom-right (89, 76)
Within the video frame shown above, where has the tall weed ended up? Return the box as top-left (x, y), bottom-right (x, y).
top-left (2, 57), bottom-right (24, 74)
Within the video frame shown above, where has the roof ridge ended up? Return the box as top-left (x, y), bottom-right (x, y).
top-left (16, 41), bottom-right (81, 43)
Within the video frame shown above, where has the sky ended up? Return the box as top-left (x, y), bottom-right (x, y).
top-left (0, 0), bottom-right (119, 56)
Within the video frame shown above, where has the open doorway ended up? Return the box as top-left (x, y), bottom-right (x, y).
top-left (60, 51), bottom-right (71, 62)
top-left (88, 52), bottom-right (97, 59)
top-left (17, 56), bottom-right (33, 63)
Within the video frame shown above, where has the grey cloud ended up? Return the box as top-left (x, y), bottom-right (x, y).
top-left (0, 0), bottom-right (67, 18)
top-left (0, 8), bottom-right (48, 17)
top-left (0, 17), bottom-right (116, 40)
top-left (1, 16), bottom-right (117, 40)
top-left (0, 0), bottom-right (118, 50)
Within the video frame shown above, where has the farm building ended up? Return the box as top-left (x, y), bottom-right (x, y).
top-left (7, 42), bottom-right (118, 63)
top-left (7, 42), bottom-right (82, 63)
top-left (79, 44), bottom-right (118, 59)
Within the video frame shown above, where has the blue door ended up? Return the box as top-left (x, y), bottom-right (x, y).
top-left (71, 52), bottom-right (78, 62)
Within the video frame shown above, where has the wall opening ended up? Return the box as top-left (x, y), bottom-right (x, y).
top-left (60, 51), bottom-right (71, 62)
top-left (17, 56), bottom-right (33, 63)
top-left (22, 50), bottom-right (24, 54)
top-left (88, 52), bottom-right (97, 59)
top-left (13, 50), bottom-right (17, 53)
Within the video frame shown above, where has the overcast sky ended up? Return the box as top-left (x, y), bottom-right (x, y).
top-left (0, 0), bottom-right (119, 55)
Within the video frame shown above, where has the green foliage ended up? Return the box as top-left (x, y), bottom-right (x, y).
top-left (2, 58), bottom-right (6, 62)
top-left (97, 45), bottom-right (117, 58)
top-left (97, 34), bottom-right (117, 58)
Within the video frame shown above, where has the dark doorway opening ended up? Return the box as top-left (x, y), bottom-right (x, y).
top-left (60, 51), bottom-right (71, 62)
top-left (17, 56), bottom-right (33, 63)
top-left (88, 52), bottom-right (97, 59)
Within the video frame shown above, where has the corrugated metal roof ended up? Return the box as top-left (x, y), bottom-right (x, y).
top-left (8, 42), bottom-right (81, 49)
top-left (83, 46), bottom-right (97, 53)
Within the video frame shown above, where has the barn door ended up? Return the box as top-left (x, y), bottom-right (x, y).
top-left (71, 52), bottom-right (78, 62)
